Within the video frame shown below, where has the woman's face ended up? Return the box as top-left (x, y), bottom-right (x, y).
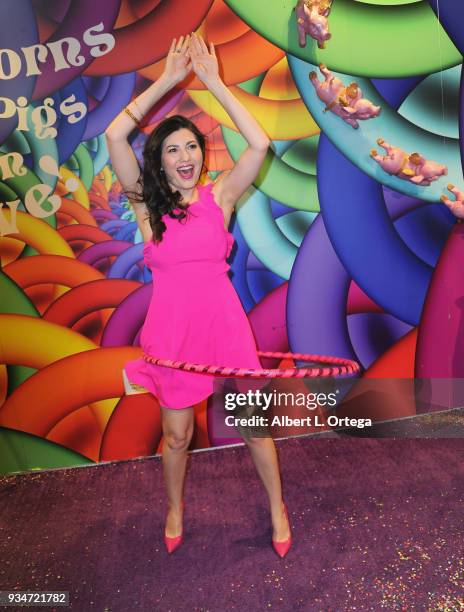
top-left (160, 128), bottom-right (203, 194)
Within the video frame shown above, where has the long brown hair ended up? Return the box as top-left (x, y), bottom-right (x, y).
top-left (128, 115), bottom-right (206, 243)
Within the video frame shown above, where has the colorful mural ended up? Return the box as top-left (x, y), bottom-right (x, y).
top-left (1, 0), bottom-right (463, 474)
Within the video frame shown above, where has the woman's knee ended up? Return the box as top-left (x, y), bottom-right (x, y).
top-left (161, 406), bottom-right (194, 451)
top-left (163, 427), bottom-right (193, 452)
top-left (243, 435), bottom-right (268, 448)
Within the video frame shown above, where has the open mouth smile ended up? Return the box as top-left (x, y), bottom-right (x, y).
top-left (177, 165), bottom-right (195, 180)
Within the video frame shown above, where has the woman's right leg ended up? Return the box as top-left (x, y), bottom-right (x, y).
top-left (160, 405), bottom-right (194, 538)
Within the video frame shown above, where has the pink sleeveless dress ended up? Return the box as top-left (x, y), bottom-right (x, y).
top-left (124, 182), bottom-right (262, 409)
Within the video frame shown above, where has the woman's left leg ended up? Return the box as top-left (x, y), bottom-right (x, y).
top-left (242, 436), bottom-right (290, 542)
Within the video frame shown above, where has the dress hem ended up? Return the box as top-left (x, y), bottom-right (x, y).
top-left (123, 367), bottom-right (215, 410)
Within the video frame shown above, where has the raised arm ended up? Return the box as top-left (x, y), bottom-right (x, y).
top-left (105, 36), bottom-right (192, 241)
top-left (188, 33), bottom-right (270, 213)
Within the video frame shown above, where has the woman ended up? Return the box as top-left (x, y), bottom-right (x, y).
top-left (105, 33), bottom-right (291, 557)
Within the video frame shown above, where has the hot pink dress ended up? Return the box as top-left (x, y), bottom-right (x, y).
top-left (124, 182), bottom-right (262, 409)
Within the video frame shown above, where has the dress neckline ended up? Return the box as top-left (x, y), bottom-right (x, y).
top-left (185, 182), bottom-right (212, 206)
top-left (168, 183), bottom-right (233, 236)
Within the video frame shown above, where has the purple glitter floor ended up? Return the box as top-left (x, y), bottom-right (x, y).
top-left (0, 437), bottom-right (463, 610)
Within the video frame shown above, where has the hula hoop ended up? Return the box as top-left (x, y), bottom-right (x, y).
top-left (142, 351), bottom-right (360, 378)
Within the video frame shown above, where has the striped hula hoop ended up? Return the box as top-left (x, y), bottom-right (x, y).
top-left (142, 351), bottom-right (360, 378)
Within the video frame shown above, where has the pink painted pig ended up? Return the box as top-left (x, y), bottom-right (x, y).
top-left (371, 139), bottom-right (447, 186)
top-left (370, 139), bottom-right (410, 177)
top-left (310, 65), bottom-right (381, 128)
top-left (405, 152), bottom-right (448, 186)
top-left (339, 82), bottom-right (381, 125)
top-left (441, 184), bottom-right (464, 219)
top-left (309, 64), bottom-right (345, 106)
top-left (296, 0), bottom-right (332, 49)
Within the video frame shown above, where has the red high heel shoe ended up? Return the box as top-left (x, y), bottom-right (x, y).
top-left (164, 502), bottom-right (185, 554)
top-left (164, 532), bottom-right (183, 554)
top-left (272, 503), bottom-right (292, 558)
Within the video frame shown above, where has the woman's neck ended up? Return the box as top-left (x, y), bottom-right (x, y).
top-left (178, 186), bottom-right (198, 204)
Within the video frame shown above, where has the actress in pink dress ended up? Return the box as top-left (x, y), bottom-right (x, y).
top-left (124, 181), bottom-right (262, 408)
top-left (105, 33), bottom-right (291, 558)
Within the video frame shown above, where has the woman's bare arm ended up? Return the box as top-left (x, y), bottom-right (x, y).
top-left (188, 33), bottom-right (270, 212)
top-left (207, 79), bottom-right (270, 211)
top-left (105, 75), bottom-right (174, 241)
top-left (104, 36), bottom-right (192, 240)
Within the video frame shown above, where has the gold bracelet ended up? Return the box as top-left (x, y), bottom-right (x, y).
top-left (124, 106), bottom-right (140, 125)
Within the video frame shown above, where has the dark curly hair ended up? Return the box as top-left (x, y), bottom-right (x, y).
top-left (129, 115), bottom-right (206, 243)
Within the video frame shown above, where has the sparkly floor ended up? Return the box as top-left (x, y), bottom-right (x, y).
top-left (1, 437), bottom-right (463, 611)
